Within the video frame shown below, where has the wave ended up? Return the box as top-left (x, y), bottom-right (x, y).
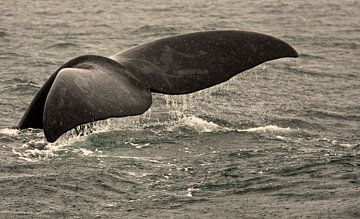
top-left (305, 109), bottom-right (360, 122)
top-left (0, 52), bottom-right (29, 60)
top-left (170, 115), bottom-right (293, 135)
top-left (131, 25), bottom-right (179, 37)
top-left (46, 42), bottom-right (78, 50)
top-left (170, 115), bottom-right (224, 133)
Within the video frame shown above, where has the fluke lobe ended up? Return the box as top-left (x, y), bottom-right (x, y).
top-left (18, 30), bottom-right (298, 142)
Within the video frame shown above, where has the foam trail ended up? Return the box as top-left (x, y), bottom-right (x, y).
top-left (181, 115), bottom-right (222, 132)
top-left (237, 125), bottom-right (291, 133)
top-left (163, 114), bottom-right (226, 133)
top-left (173, 115), bottom-right (293, 134)
top-left (164, 115), bottom-right (293, 135)
top-left (0, 128), bottom-right (19, 136)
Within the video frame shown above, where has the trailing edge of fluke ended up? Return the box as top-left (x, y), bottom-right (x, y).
top-left (18, 30), bottom-right (298, 142)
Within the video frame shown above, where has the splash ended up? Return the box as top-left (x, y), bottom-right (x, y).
top-left (12, 120), bottom-right (112, 162)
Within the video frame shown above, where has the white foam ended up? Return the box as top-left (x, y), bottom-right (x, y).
top-left (238, 125), bottom-right (291, 133)
top-left (181, 115), bottom-right (221, 132)
top-left (186, 187), bottom-right (200, 197)
top-left (76, 148), bottom-right (95, 156)
top-left (127, 171), bottom-right (149, 177)
top-left (165, 115), bottom-right (293, 136)
top-left (12, 141), bottom-right (56, 162)
top-left (12, 120), bottom-right (113, 162)
top-left (338, 143), bottom-right (360, 150)
top-left (180, 117), bottom-right (293, 135)
top-left (125, 141), bottom-right (150, 149)
top-left (0, 128), bottom-right (19, 136)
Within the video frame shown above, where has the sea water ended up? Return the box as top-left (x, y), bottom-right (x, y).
top-left (0, 0), bottom-right (359, 217)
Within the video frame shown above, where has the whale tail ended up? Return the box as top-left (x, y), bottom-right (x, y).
top-left (18, 30), bottom-right (298, 142)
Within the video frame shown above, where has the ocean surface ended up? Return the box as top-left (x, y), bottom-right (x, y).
top-left (0, 0), bottom-right (359, 218)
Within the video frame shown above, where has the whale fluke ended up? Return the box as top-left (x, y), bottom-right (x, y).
top-left (111, 30), bottom-right (298, 94)
top-left (18, 30), bottom-right (298, 142)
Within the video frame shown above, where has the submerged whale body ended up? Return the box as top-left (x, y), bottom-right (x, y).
top-left (18, 30), bottom-right (298, 142)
